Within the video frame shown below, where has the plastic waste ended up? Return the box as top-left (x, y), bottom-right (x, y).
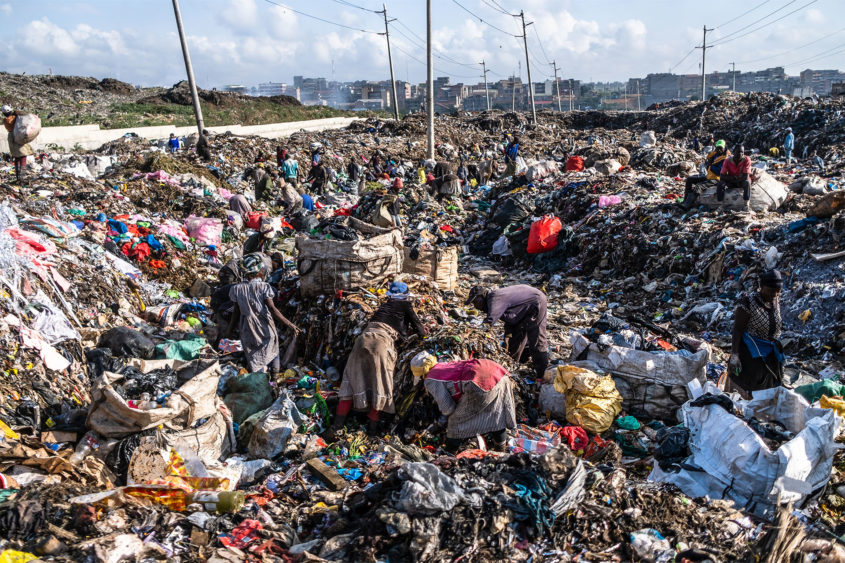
top-left (69, 431), bottom-right (101, 465)
top-left (629, 528), bottom-right (674, 562)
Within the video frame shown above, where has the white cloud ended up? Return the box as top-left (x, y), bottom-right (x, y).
top-left (219, 0), bottom-right (259, 33)
top-left (0, 4), bottom-right (11, 15)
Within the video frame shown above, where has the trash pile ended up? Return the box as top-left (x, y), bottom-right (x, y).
top-left (0, 88), bottom-right (844, 562)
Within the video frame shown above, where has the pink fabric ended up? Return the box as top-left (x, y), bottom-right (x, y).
top-left (426, 359), bottom-right (508, 395)
top-left (598, 195), bottom-right (622, 208)
top-left (721, 156), bottom-right (751, 176)
top-left (5, 228), bottom-right (57, 256)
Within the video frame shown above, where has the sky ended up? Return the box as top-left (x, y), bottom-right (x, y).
top-left (0, 0), bottom-right (842, 89)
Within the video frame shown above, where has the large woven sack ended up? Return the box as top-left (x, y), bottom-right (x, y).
top-left (296, 216), bottom-right (403, 297)
top-left (696, 171), bottom-right (787, 212)
top-left (402, 246), bottom-right (458, 291)
top-left (13, 114), bottom-right (41, 145)
top-left (87, 359), bottom-right (222, 438)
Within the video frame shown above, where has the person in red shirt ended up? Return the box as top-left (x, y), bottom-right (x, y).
top-left (717, 144), bottom-right (752, 205)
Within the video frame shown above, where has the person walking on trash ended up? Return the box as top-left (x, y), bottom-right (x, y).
top-left (727, 269), bottom-right (785, 399)
top-left (783, 127), bottom-right (795, 164)
top-left (330, 282), bottom-right (427, 437)
top-left (168, 133), bottom-right (180, 153)
top-left (226, 254), bottom-right (299, 378)
top-left (411, 351), bottom-right (516, 453)
top-left (717, 144), bottom-right (752, 209)
top-left (3, 105), bottom-right (35, 183)
top-left (680, 139), bottom-right (729, 210)
top-left (466, 284), bottom-right (549, 378)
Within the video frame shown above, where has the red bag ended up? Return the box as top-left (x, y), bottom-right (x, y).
top-left (245, 212), bottom-right (268, 230)
top-left (526, 215), bottom-right (562, 254)
top-left (565, 156), bottom-right (584, 172)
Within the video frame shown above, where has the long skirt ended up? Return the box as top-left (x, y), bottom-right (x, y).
top-left (338, 322), bottom-right (398, 413)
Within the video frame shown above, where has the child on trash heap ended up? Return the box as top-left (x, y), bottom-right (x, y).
top-left (226, 254), bottom-right (299, 377)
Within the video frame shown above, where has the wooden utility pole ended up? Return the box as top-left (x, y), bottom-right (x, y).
top-left (519, 11), bottom-right (536, 124)
top-left (697, 25), bottom-right (714, 101)
top-left (171, 0), bottom-right (204, 135)
top-left (550, 61), bottom-right (561, 112)
top-left (426, 0), bottom-right (434, 160)
top-left (380, 5), bottom-right (400, 121)
top-left (569, 79), bottom-right (573, 111)
top-left (481, 60), bottom-right (490, 110)
top-left (636, 80), bottom-right (641, 111)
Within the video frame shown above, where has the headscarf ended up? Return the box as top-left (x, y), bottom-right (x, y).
top-left (760, 269), bottom-right (783, 289)
top-left (411, 351), bottom-right (437, 379)
top-left (240, 253), bottom-right (265, 277)
top-left (464, 285), bottom-right (488, 306)
top-left (387, 281), bottom-right (409, 299)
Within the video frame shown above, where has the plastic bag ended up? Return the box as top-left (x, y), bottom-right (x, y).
top-left (247, 391), bottom-right (304, 459)
top-left (552, 365), bottom-right (622, 433)
top-left (13, 114), bottom-right (41, 145)
top-left (223, 372), bottom-right (275, 424)
top-left (98, 327), bottom-right (156, 359)
top-left (565, 155), bottom-right (584, 172)
top-left (526, 215), bottom-right (562, 254)
top-left (396, 462), bottom-right (465, 515)
top-left (184, 216), bottom-right (223, 246)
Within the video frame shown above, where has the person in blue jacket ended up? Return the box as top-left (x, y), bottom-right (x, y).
top-left (783, 127), bottom-right (794, 164)
top-left (168, 133), bottom-right (180, 153)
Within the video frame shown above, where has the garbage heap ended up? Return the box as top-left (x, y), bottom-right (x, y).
top-left (0, 90), bottom-right (844, 562)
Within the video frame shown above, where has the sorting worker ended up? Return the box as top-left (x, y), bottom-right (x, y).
top-left (307, 159), bottom-right (328, 195)
top-left (283, 152), bottom-right (299, 188)
top-left (680, 139), bottom-right (729, 209)
top-left (465, 284), bottom-right (549, 378)
top-left (331, 282), bottom-right (426, 435)
top-left (504, 135), bottom-right (520, 176)
top-left (2, 105), bottom-right (34, 183)
top-left (196, 129), bottom-right (211, 161)
top-left (727, 269), bottom-right (784, 398)
top-left (228, 193), bottom-right (253, 220)
top-left (811, 150), bottom-right (825, 174)
top-left (411, 351), bottom-right (516, 453)
top-left (717, 144), bottom-right (752, 208)
top-left (168, 133), bottom-right (180, 153)
top-left (784, 127), bottom-right (795, 164)
top-left (226, 254), bottom-right (299, 377)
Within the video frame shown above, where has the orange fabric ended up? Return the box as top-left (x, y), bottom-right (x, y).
top-left (3, 114), bottom-right (15, 132)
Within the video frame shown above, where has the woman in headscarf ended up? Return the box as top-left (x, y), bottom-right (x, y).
top-left (226, 254), bottom-right (299, 377)
top-left (331, 282), bottom-right (426, 434)
top-left (728, 269), bottom-right (785, 398)
top-left (411, 352), bottom-right (516, 453)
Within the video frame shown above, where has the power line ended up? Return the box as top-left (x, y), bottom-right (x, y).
top-left (714, 0), bottom-right (773, 29)
top-left (328, 0), bottom-right (378, 13)
top-left (710, 0), bottom-right (819, 47)
top-left (669, 46), bottom-right (697, 72)
top-left (531, 23), bottom-right (553, 65)
top-left (390, 22), bottom-right (479, 69)
top-left (737, 27), bottom-right (845, 64)
top-left (392, 44), bottom-right (480, 79)
top-left (451, 0), bottom-right (520, 37)
top-left (481, 0), bottom-right (515, 16)
top-left (783, 42), bottom-right (845, 68)
top-left (712, 0), bottom-right (797, 43)
top-left (260, 0), bottom-right (380, 33)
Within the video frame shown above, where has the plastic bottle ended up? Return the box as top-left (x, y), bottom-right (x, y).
top-left (69, 431), bottom-right (100, 465)
top-left (189, 491), bottom-right (245, 513)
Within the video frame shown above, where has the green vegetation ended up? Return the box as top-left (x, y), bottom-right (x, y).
top-left (41, 98), bottom-right (366, 129)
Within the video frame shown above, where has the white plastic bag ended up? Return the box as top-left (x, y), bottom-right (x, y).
top-left (13, 113), bottom-right (41, 145)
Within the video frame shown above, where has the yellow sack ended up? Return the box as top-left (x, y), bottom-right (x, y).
top-left (819, 395), bottom-right (845, 418)
top-left (417, 168), bottom-right (426, 185)
top-left (0, 550), bottom-right (37, 563)
top-left (552, 365), bottom-right (622, 434)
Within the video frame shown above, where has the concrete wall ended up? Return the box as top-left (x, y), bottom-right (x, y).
top-left (0, 116), bottom-right (360, 153)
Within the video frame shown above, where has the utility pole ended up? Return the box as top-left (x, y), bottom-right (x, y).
top-left (550, 61), bottom-right (561, 112)
top-left (636, 79), bottom-right (641, 111)
top-left (697, 25), bottom-right (714, 101)
top-left (171, 0), bottom-right (204, 135)
top-left (511, 73), bottom-right (516, 111)
top-left (426, 0), bottom-right (434, 160)
top-left (380, 5), bottom-right (400, 121)
top-left (569, 79), bottom-right (573, 111)
top-left (519, 11), bottom-right (537, 124)
top-left (481, 60), bottom-right (490, 110)
top-left (730, 62), bottom-right (736, 91)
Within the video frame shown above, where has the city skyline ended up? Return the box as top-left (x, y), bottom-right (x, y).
top-left (0, 0), bottom-right (842, 89)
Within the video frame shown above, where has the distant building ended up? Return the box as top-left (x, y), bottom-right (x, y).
top-left (255, 82), bottom-right (287, 97)
top-left (800, 69), bottom-right (845, 95)
top-left (223, 84), bottom-right (247, 94)
top-left (832, 82), bottom-right (845, 96)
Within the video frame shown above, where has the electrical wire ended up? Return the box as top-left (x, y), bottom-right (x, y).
top-left (783, 42), bottom-right (845, 68)
top-left (481, 0), bottom-right (515, 16)
top-left (531, 24), bottom-right (553, 65)
top-left (714, 0), bottom-right (773, 29)
top-left (260, 0), bottom-right (380, 33)
top-left (451, 0), bottom-right (520, 37)
top-left (710, 0), bottom-right (819, 47)
top-left (737, 27), bottom-right (845, 64)
top-left (392, 44), bottom-right (481, 79)
top-left (328, 0), bottom-right (378, 13)
top-left (712, 0), bottom-right (797, 43)
top-left (669, 46), bottom-right (698, 72)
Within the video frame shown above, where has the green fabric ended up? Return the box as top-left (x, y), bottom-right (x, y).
top-left (616, 415), bottom-right (641, 430)
top-left (795, 380), bottom-right (845, 404)
top-left (155, 335), bottom-right (206, 361)
top-left (167, 235), bottom-right (187, 250)
top-left (223, 372), bottom-right (275, 424)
